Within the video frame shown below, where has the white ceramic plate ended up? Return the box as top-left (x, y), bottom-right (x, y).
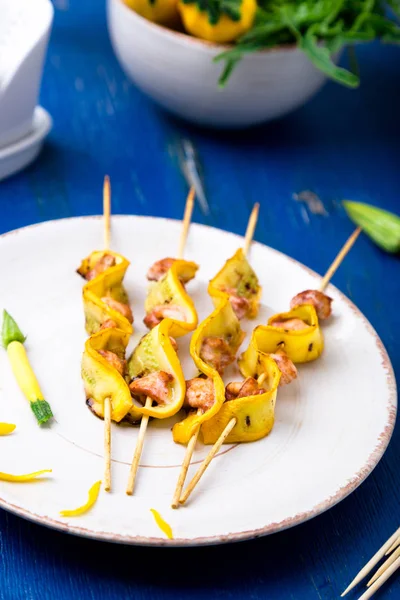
top-left (0, 216), bottom-right (396, 546)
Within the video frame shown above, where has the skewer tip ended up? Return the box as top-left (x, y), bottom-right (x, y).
top-left (340, 527), bottom-right (400, 597)
top-left (103, 175), bottom-right (111, 250)
top-left (385, 537), bottom-right (400, 555)
top-left (177, 186), bottom-right (196, 259)
top-left (341, 576), bottom-right (361, 596)
top-left (319, 226), bottom-right (362, 292)
top-left (243, 202), bottom-right (260, 257)
top-left (103, 175), bottom-right (111, 201)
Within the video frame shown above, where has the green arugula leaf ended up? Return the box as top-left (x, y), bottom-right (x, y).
top-left (214, 1), bottom-right (400, 87)
top-left (219, 57), bottom-right (240, 86)
top-left (387, 0), bottom-right (400, 18)
top-left (300, 30), bottom-right (359, 88)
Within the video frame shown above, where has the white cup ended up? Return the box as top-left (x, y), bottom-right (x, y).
top-left (0, 0), bottom-right (54, 148)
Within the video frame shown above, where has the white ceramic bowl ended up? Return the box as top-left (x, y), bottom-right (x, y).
top-left (107, 0), bottom-right (338, 128)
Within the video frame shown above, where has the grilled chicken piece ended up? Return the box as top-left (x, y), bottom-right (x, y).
top-left (146, 257), bottom-right (196, 283)
top-left (223, 288), bottom-right (251, 320)
top-left (270, 317), bottom-right (309, 331)
top-left (97, 350), bottom-right (126, 377)
top-left (83, 254), bottom-right (116, 281)
top-left (99, 319), bottom-right (118, 330)
top-left (225, 377), bottom-right (265, 401)
top-left (290, 290), bottom-right (333, 320)
top-left (270, 350), bottom-right (298, 386)
top-left (200, 336), bottom-right (236, 374)
top-left (129, 371), bottom-right (173, 405)
top-left (146, 258), bottom-right (177, 281)
top-left (143, 304), bottom-right (187, 329)
top-left (184, 377), bottom-right (215, 411)
top-left (101, 296), bottom-right (134, 323)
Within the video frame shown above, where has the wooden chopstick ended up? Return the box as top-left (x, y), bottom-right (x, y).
top-left (357, 556), bottom-right (400, 600)
top-left (385, 534), bottom-right (400, 556)
top-left (341, 526), bottom-right (400, 596)
top-left (367, 545), bottom-right (400, 587)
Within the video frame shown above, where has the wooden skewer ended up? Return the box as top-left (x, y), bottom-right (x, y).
top-left (385, 535), bottom-right (400, 556)
top-left (177, 186), bottom-right (195, 260)
top-left (171, 188), bottom-right (198, 506)
top-left (367, 545), bottom-right (400, 587)
top-left (257, 372), bottom-right (267, 386)
top-left (178, 222), bottom-right (359, 506)
top-left (179, 416), bottom-right (237, 505)
top-left (171, 409), bottom-right (202, 509)
top-left (179, 373), bottom-right (265, 506)
top-left (102, 174), bottom-right (112, 491)
top-left (126, 397), bottom-right (152, 495)
top-left (103, 175), bottom-right (111, 251)
top-left (127, 187), bottom-right (196, 496)
top-left (319, 227), bottom-right (361, 292)
top-left (243, 203), bottom-right (260, 257)
top-left (341, 526), bottom-right (400, 596)
top-left (173, 205), bottom-right (261, 508)
top-left (356, 556), bottom-right (400, 600)
top-left (103, 397), bottom-right (112, 491)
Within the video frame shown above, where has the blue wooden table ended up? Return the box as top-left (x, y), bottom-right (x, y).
top-left (1, 1), bottom-right (399, 598)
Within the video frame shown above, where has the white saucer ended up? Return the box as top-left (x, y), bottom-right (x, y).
top-left (0, 106), bottom-right (52, 181)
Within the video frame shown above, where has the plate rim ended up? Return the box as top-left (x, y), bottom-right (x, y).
top-left (0, 215), bottom-right (397, 547)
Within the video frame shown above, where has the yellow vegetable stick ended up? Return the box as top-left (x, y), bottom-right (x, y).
top-left (2, 311), bottom-right (53, 425)
top-left (0, 469), bottom-right (52, 482)
top-left (0, 423), bottom-right (16, 435)
top-left (60, 480), bottom-right (102, 517)
top-left (7, 342), bottom-right (44, 402)
top-left (150, 509), bottom-right (174, 539)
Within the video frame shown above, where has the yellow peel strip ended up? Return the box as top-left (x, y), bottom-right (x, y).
top-left (60, 480), bottom-right (102, 517)
top-left (150, 508), bottom-right (173, 539)
top-left (0, 469), bottom-right (51, 482)
top-left (0, 423), bottom-right (16, 435)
